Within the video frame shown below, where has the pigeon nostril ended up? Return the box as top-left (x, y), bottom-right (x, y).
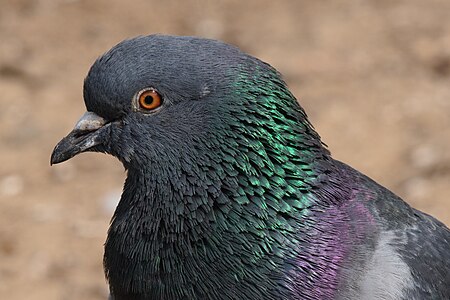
top-left (74, 111), bottom-right (106, 131)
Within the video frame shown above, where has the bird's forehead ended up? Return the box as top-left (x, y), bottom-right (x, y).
top-left (92, 35), bottom-right (244, 79)
top-left (83, 35), bottom-right (245, 119)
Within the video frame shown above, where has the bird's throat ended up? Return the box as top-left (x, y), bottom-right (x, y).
top-left (104, 164), bottom-right (230, 297)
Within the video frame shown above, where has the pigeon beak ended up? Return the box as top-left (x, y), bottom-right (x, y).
top-left (50, 111), bottom-right (110, 165)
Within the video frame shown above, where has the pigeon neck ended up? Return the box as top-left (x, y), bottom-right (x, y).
top-left (104, 142), bottom-right (345, 298)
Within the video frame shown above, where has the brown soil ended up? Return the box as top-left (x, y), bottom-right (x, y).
top-left (0, 1), bottom-right (449, 299)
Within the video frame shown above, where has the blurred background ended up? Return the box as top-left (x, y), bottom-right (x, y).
top-left (0, 0), bottom-right (449, 299)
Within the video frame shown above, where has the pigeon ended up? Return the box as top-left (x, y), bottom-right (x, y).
top-left (51, 35), bottom-right (450, 300)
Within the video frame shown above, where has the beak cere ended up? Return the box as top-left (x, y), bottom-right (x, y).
top-left (50, 112), bottom-right (108, 165)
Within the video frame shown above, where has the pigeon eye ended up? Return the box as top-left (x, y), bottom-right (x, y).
top-left (137, 89), bottom-right (162, 111)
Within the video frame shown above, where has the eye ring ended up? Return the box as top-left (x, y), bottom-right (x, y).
top-left (137, 88), bottom-right (163, 111)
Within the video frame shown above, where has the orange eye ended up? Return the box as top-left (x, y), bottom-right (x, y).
top-left (138, 89), bottom-right (162, 110)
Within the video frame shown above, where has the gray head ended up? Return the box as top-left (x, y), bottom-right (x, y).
top-left (51, 35), bottom-right (316, 170)
top-left (83, 35), bottom-right (250, 120)
top-left (51, 34), bottom-right (322, 171)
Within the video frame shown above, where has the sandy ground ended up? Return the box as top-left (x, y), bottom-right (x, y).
top-left (0, 1), bottom-right (449, 299)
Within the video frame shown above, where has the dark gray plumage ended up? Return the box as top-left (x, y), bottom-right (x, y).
top-left (51, 35), bottom-right (450, 300)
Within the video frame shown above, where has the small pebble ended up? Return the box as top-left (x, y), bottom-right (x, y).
top-left (0, 174), bottom-right (24, 197)
top-left (410, 145), bottom-right (438, 169)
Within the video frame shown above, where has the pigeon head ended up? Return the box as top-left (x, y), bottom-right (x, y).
top-left (83, 35), bottom-right (239, 120)
top-left (51, 35), bottom-right (327, 172)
